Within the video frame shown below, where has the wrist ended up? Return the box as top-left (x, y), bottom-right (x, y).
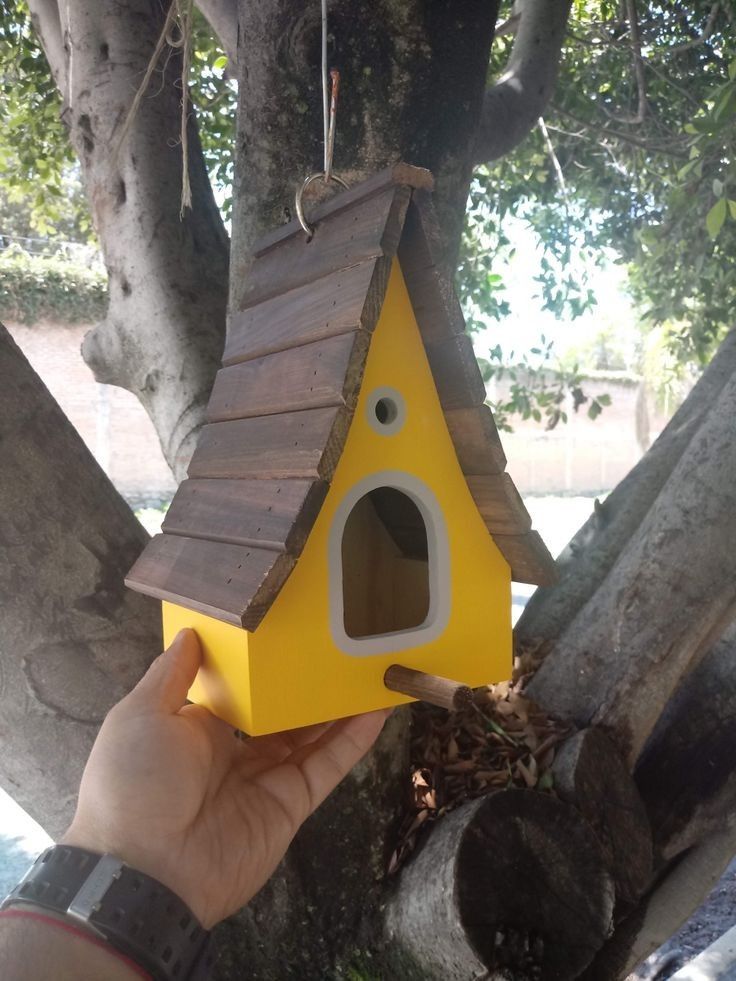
top-left (60, 823), bottom-right (205, 927)
top-left (2, 845), bottom-right (215, 981)
top-left (0, 906), bottom-right (147, 979)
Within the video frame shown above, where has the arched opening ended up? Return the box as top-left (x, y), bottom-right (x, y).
top-left (341, 487), bottom-right (430, 639)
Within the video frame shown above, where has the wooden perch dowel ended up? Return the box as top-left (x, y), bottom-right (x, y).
top-left (384, 664), bottom-right (474, 711)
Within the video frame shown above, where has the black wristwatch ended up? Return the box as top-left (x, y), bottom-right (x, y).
top-left (1, 845), bottom-right (215, 980)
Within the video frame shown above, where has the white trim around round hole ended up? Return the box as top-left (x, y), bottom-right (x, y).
top-left (365, 386), bottom-right (406, 436)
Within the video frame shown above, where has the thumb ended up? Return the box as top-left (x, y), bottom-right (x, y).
top-left (124, 628), bottom-right (202, 715)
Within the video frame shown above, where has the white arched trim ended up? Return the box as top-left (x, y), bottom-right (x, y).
top-left (328, 470), bottom-right (451, 657)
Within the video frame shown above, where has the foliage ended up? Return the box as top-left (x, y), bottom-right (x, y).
top-left (190, 10), bottom-right (237, 220)
top-left (0, 2), bottom-right (236, 233)
top-left (0, 247), bottom-right (107, 323)
top-left (478, 337), bottom-right (611, 432)
top-left (461, 0), bottom-right (736, 380)
top-left (0, 0), bottom-right (92, 239)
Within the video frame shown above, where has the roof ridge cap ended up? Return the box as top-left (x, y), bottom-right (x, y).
top-left (252, 163), bottom-right (433, 258)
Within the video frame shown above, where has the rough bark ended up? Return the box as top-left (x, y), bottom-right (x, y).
top-left (526, 339), bottom-right (736, 764)
top-left (28, 0), bottom-right (229, 478)
top-left (231, 0), bottom-right (501, 286)
top-left (580, 825), bottom-right (736, 981)
top-left (552, 728), bottom-right (652, 906)
top-left (636, 623), bottom-right (736, 864)
top-left (473, 0), bottom-right (573, 163)
top-left (0, 323), bottom-right (161, 838)
top-left (386, 789), bottom-right (615, 980)
top-left (517, 328), bottom-right (736, 654)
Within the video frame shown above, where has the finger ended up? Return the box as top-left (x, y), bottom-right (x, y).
top-left (242, 721), bottom-right (335, 764)
top-left (255, 710), bottom-right (388, 821)
top-left (123, 628), bottom-right (202, 715)
top-left (179, 702), bottom-right (238, 755)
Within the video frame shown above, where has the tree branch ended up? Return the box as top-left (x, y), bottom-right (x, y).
top-left (580, 824), bottom-right (736, 980)
top-left (27, 0), bottom-right (68, 95)
top-left (551, 104), bottom-right (687, 156)
top-left (667, 1), bottom-right (721, 55)
top-left (0, 322), bottom-right (160, 837)
top-left (473, 0), bottom-right (573, 164)
top-left (196, 0), bottom-right (238, 70)
top-left (622, 0), bottom-right (647, 124)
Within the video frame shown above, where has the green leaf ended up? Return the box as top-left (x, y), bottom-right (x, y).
top-left (537, 771), bottom-right (554, 791)
top-left (728, 200), bottom-right (736, 220)
top-left (677, 159), bottom-right (699, 180)
top-left (706, 198), bottom-right (727, 239)
top-left (213, 55), bottom-right (228, 71)
top-left (713, 178), bottom-right (724, 197)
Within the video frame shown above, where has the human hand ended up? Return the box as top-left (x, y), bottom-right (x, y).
top-left (61, 629), bottom-right (389, 928)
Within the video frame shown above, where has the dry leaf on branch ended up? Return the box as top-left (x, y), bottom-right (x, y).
top-left (388, 675), bottom-right (573, 876)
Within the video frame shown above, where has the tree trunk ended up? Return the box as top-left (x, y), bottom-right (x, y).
top-left (204, 5), bottom-right (510, 975)
top-left (526, 340), bottom-right (736, 765)
top-left (552, 728), bottom-right (652, 906)
top-left (0, 323), bottom-right (161, 837)
top-left (28, 0), bottom-right (229, 477)
top-left (231, 0), bottom-right (501, 289)
top-left (515, 330), bottom-right (736, 977)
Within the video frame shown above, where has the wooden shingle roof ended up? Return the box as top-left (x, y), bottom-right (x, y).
top-left (126, 164), bottom-right (557, 629)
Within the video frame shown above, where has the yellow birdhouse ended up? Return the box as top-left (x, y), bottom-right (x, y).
top-left (126, 164), bottom-right (556, 736)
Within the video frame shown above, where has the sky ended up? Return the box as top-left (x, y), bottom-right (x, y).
top-left (469, 218), bottom-right (639, 373)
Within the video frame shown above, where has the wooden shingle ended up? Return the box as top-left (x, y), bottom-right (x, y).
top-left (126, 164), bottom-right (556, 627)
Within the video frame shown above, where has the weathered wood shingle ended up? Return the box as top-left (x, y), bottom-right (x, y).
top-left (126, 164), bottom-right (556, 628)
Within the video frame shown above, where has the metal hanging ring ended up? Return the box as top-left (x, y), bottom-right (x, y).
top-left (295, 171), bottom-right (349, 239)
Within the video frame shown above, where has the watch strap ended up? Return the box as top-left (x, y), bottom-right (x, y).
top-left (1, 845), bottom-right (215, 981)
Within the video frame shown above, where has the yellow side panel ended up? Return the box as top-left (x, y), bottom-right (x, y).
top-left (162, 262), bottom-right (512, 736)
top-left (162, 602), bottom-right (255, 732)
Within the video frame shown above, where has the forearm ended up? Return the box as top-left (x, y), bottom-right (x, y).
top-left (0, 908), bottom-right (143, 981)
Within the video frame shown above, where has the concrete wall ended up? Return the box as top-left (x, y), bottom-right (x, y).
top-left (7, 322), bottom-right (176, 504)
top-left (7, 322), bottom-right (674, 501)
top-left (493, 373), bottom-right (671, 495)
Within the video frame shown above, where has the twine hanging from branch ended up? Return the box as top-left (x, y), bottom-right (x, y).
top-left (177, 0), bottom-right (195, 216)
top-left (113, 0), bottom-right (195, 219)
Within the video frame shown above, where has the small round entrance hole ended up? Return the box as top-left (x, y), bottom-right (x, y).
top-left (375, 397), bottom-right (398, 426)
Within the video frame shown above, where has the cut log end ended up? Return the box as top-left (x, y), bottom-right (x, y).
top-left (384, 664), bottom-right (474, 711)
top-left (553, 727), bottom-right (653, 906)
top-left (387, 789), bottom-right (615, 980)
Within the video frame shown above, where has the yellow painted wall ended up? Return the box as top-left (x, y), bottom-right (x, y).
top-left (164, 262), bottom-right (512, 734)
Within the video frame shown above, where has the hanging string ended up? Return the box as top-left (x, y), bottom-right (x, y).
top-left (325, 68), bottom-right (339, 181)
top-left (321, 0), bottom-right (329, 175)
top-left (113, 0), bottom-right (178, 164)
top-left (177, 0), bottom-right (195, 216)
top-left (113, 0), bottom-right (194, 218)
top-left (295, 0), bottom-right (348, 237)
